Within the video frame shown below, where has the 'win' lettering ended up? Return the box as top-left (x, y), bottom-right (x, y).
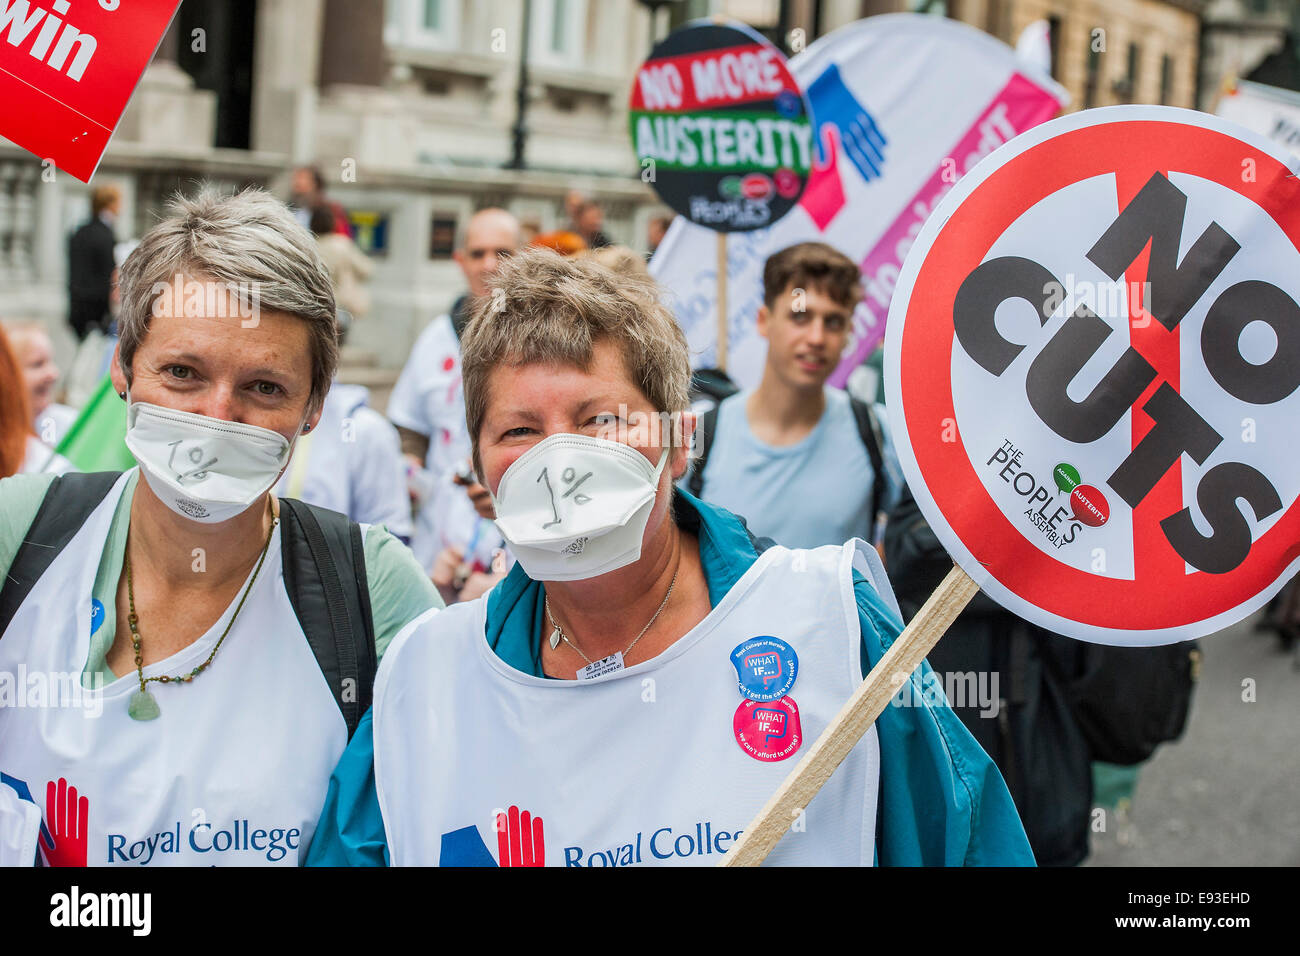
top-left (0, 0), bottom-right (97, 82)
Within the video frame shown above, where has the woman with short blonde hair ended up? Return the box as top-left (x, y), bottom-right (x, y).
top-left (0, 188), bottom-right (438, 867)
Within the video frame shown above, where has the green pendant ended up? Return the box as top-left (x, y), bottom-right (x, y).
top-left (128, 689), bottom-right (160, 721)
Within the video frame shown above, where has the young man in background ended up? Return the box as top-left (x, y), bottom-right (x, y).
top-left (687, 242), bottom-right (903, 549)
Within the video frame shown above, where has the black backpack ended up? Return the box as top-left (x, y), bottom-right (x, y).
top-left (687, 387), bottom-right (888, 528)
top-left (884, 485), bottom-right (1199, 767)
top-left (0, 472), bottom-right (377, 739)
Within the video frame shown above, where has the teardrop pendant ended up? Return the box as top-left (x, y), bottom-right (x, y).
top-left (548, 625), bottom-right (562, 650)
top-left (128, 689), bottom-right (160, 721)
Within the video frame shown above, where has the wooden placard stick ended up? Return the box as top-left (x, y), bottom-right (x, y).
top-left (716, 232), bottom-right (728, 372)
top-left (721, 564), bottom-right (980, 867)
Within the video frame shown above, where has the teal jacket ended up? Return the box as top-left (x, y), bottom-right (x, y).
top-left (306, 491), bottom-right (1035, 866)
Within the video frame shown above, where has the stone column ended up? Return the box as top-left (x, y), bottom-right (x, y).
top-left (251, 0), bottom-right (326, 159)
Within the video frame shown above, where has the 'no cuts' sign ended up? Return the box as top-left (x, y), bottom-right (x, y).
top-left (885, 106), bottom-right (1300, 645)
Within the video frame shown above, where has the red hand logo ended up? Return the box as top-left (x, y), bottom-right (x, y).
top-left (495, 805), bottom-right (544, 867)
top-left (41, 778), bottom-right (88, 867)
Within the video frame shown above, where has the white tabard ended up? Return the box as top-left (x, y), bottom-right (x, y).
top-left (374, 539), bottom-right (884, 866)
top-left (0, 471), bottom-right (347, 866)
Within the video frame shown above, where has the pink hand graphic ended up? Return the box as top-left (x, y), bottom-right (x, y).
top-left (495, 805), bottom-right (544, 867)
top-left (41, 777), bottom-right (88, 867)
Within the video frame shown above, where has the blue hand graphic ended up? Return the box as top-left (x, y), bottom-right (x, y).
top-left (807, 63), bottom-right (887, 183)
top-left (440, 824), bottom-right (499, 867)
top-left (1, 772), bottom-right (54, 851)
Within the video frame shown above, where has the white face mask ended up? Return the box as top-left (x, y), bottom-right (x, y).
top-left (492, 433), bottom-right (670, 582)
top-left (124, 399), bottom-right (297, 524)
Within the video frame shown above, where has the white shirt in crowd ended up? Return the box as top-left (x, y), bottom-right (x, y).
top-left (692, 387), bottom-right (905, 550)
top-left (386, 312), bottom-right (474, 570)
top-left (274, 383), bottom-right (412, 541)
top-left (34, 403), bottom-right (77, 448)
top-left (21, 435), bottom-right (75, 476)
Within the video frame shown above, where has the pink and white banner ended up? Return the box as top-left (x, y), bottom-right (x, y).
top-left (650, 13), bottom-right (1068, 388)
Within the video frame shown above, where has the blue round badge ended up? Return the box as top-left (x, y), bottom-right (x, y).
top-left (90, 599), bottom-right (105, 637)
top-left (730, 637), bottom-right (798, 702)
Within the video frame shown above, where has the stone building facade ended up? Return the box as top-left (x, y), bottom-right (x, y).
top-left (1, 0), bottom-right (674, 370)
top-left (863, 0), bottom-right (1205, 111)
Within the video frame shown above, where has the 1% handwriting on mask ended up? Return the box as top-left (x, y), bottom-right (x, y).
top-left (536, 466), bottom-right (595, 529)
top-left (167, 440), bottom-right (219, 484)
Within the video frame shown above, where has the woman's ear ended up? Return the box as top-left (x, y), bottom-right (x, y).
top-left (669, 409), bottom-right (697, 481)
top-left (303, 399), bottom-right (324, 436)
top-left (109, 343), bottom-right (128, 397)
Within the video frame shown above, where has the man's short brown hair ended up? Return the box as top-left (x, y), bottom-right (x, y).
top-left (762, 241), bottom-right (861, 310)
top-left (91, 185), bottom-right (121, 216)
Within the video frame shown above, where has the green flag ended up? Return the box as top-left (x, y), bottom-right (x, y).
top-left (55, 374), bottom-right (135, 472)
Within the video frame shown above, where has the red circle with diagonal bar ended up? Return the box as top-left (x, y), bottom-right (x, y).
top-left (885, 106), bottom-right (1300, 645)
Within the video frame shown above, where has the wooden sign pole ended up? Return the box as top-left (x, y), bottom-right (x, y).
top-left (721, 564), bottom-right (980, 867)
top-left (716, 232), bottom-right (728, 372)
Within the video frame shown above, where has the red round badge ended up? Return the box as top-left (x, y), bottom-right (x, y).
top-left (1070, 485), bottom-right (1110, 527)
top-left (733, 697), bottom-right (802, 762)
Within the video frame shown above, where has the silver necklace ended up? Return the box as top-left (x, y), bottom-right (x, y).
top-left (545, 568), bottom-right (679, 667)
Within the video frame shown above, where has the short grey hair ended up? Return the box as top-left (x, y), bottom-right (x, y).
top-left (117, 187), bottom-right (338, 410)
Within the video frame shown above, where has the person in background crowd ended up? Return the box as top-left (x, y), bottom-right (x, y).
top-left (0, 325), bottom-right (30, 480)
top-left (388, 207), bottom-right (521, 581)
top-left (0, 327), bottom-right (73, 479)
top-left (1261, 581), bottom-right (1300, 655)
top-left (563, 189), bottom-right (588, 231)
top-left (530, 230), bottom-right (587, 257)
top-left (310, 206), bottom-right (374, 329)
top-left (67, 186), bottom-right (120, 342)
top-left (685, 242), bottom-right (903, 550)
top-left (306, 248), bottom-right (1034, 867)
top-left (585, 245), bottom-right (651, 280)
top-left (574, 199), bottom-right (613, 250)
top-left (0, 188), bottom-right (439, 867)
top-left (290, 166), bottom-right (351, 236)
top-left (273, 376), bottom-right (413, 546)
top-left (2, 319), bottom-right (77, 448)
top-left (646, 213), bottom-right (673, 257)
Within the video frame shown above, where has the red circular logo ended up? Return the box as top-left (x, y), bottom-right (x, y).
top-left (1071, 485), bottom-right (1110, 527)
top-left (732, 696), bottom-right (802, 762)
top-left (740, 173), bottom-right (774, 201)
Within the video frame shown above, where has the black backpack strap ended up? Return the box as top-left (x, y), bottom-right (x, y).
top-left (0, 471), bottom-right (121, 638)
top-left (849, 397), bottom-right (887, 528)
top-left (278, 498), bottom-right (376, 739)
top-left (686, 404), bottom-right (719, 499)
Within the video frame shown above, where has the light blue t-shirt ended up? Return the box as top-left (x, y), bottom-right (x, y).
top-left (693, 388), bottom-right (904, 549)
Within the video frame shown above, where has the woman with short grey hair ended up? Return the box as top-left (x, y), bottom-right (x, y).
top-left (310, 248), bottom-right (1033, 867)
top-left (0, 188), bottom-right (439, 867)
